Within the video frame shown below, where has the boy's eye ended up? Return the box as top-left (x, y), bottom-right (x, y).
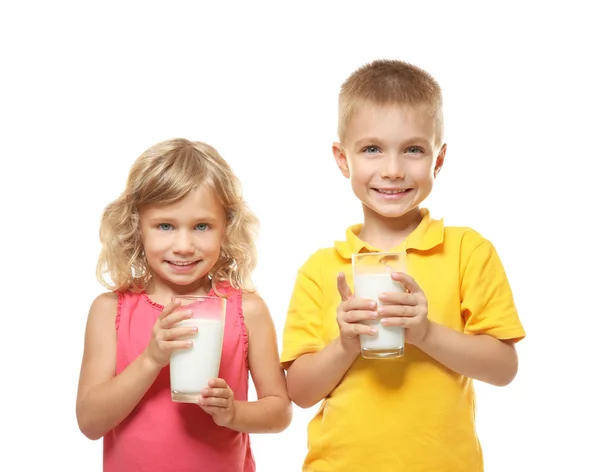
top-left (406, 146), bottom-right (423, 154)
top-left (158, 223), bottom-right (173, 230)
top-left (363, 145), bottom-right (381, 154)
top-left (196, 223), bottom-right (209, 231)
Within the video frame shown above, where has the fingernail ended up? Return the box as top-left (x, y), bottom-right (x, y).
top-left (371, 311), bottom-right (379, 318)
top-left (370, 328), bottom-right (377, 334)
top-left (190, 326), bottom-right (198, 332)
top-left (369, 301), bottom-right (377, 309)
top-left (381, 318), bottom-right (388, 325)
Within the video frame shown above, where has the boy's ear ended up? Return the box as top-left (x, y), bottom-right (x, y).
top-left (434, 143), bottom-right (447, 178)
top-left (332, 142), bottom-right (350, 178)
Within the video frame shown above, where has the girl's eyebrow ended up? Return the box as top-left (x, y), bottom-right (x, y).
top-left (145, 214), bottom-right (220, 224)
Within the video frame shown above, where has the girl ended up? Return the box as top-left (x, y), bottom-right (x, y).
top-left (76, 138), bottom-right (292, 472)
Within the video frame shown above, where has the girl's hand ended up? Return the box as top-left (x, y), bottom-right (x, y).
top-left (144, 300), bottom-right (197, 369)
top-left (197, 378), bottom-right (236, 427)
top-left (378, 272), bottom-right (430, 346)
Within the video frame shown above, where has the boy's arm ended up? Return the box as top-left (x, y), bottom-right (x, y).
top-left (284, 336), bottom-right (358, 409)
top-left (76, 293), bottom-right (162, 440)
top-left (415, 323), bottom-right (518, 386)
top-left (282, 251), bottom-right (360, 409)
top-left (383, 237), bottom-right (524, 387)
top-left (442, 237), bottom-right (523, 385)
top-left (284, 267), bottom-right (376, 408)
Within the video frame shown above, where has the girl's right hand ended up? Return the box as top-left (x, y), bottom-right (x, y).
top-left (144, 300), bottom-right (197, 369)
top-left (336, 272), bottom-right (379, 352)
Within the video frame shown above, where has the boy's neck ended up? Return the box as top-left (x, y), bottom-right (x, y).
top-left (358, 206), bottom-right (423, 251)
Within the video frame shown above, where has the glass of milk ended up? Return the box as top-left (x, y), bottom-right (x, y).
top-left (170, 295), bottom-right (227, 403)
top-left (352, 252), bottom-right (407, 359)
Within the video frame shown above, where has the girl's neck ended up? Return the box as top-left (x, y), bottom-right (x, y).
top-left (144, 276), bottom-right (212, 306)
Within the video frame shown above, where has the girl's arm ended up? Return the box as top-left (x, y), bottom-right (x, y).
top-left (76, 293), bottom-right (162, 440)
top-left (226, 293), bottom-right (292, 433)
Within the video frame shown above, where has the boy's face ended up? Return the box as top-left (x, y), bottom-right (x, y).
top-left (333, 104), bottom-right (445, 222)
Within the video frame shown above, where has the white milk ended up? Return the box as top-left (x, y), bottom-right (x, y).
top-left (170, 318), bottom-right (224, 396)
top-left (353, 273), bottom-right (405, 353)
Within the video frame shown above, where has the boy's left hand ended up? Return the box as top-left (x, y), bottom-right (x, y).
top-left (197, 378), bottom-right (236, 427)
top-left (377, 272), bottom-right (430, 346)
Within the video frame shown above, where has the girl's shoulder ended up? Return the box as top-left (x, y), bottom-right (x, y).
top-left (85, 291), bottom-right (120, 333)
top-left (240, 291), bottom-right (272, 332)
top-left (89, 291), bottom-right (119, 314)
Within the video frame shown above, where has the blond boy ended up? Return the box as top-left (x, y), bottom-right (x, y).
top-left (281, 60), bottom-right (525, 472)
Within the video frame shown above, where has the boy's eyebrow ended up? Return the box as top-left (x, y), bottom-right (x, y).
top-left (354, 136), bottom-right (432, 147)
top-left (355, 136), bottom-right (382, 145)
top-left (353, 137), bottom-right (386, 148)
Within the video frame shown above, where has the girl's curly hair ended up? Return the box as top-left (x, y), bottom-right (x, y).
top-left (96, 138), bottom-right (258, 293)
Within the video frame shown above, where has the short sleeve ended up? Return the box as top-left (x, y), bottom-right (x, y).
top-left (461, 239), bottom-right (525, 342)
top-left (281, 251), bottom-right (326, 365)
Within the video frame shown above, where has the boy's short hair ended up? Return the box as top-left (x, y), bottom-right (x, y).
top-left (338, 59), bottom-right (444, 145)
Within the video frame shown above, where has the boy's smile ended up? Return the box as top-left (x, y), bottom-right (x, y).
top-left (372, 186), bottom-right (413, 199)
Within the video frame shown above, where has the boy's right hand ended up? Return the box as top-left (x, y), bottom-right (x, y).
top-left (336, 272), bottom-right (378, 352)
top-left (143, 300), bottom-right (197, 369)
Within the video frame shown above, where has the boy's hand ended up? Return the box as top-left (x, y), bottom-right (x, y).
top-left (197, 378), bottom-right (236, 428)
top-left (336, 272), bottom-right (378, 353)
top-left (378, 272), bottom-right (430, 346)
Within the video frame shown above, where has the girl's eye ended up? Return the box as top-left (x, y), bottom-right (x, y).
top-left (406, 146), bottom-right (423, 154)
top-left (196, 223), bottom-right (209, 231)
top-left (158, 223), bottom-right (173, 230)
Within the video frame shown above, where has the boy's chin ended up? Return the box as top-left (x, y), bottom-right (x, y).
top-left (361, 201), bottom-right (418, 220)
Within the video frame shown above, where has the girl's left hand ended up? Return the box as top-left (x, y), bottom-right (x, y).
top-left (377, 272), bottom-right (431, 346)
top-left (197, 378), bottom-right (236, 427)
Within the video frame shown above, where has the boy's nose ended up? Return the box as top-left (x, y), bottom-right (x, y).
top-left (380, 155), bottom-right (405, 180)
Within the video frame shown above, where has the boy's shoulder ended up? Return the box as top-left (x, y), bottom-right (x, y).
top-left (442, 224), bottom-right (508, 265)
top-left (443, 224), bottom-right (490, 249)
top-left (295, 245), bottom-right (337, 272)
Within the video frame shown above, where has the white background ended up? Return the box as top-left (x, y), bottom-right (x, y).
top-left (1, 1), bottom-right (598, 470)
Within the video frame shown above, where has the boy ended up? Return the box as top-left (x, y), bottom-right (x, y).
top-left (281, 59), bottom-right (525, 472)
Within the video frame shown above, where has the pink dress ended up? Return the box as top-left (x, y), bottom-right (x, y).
top-left (103, 284), bottom-right (256, 472)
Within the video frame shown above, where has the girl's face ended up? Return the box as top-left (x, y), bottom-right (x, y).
top-left (139, 185), bottom-right (226, 295)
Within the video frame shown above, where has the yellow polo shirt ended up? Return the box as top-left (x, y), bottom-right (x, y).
top-left (281, 209), bottom-right (525, 472)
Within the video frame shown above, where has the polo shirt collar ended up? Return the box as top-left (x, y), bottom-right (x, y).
top-left (334, 208), bottom-right (444, 259)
